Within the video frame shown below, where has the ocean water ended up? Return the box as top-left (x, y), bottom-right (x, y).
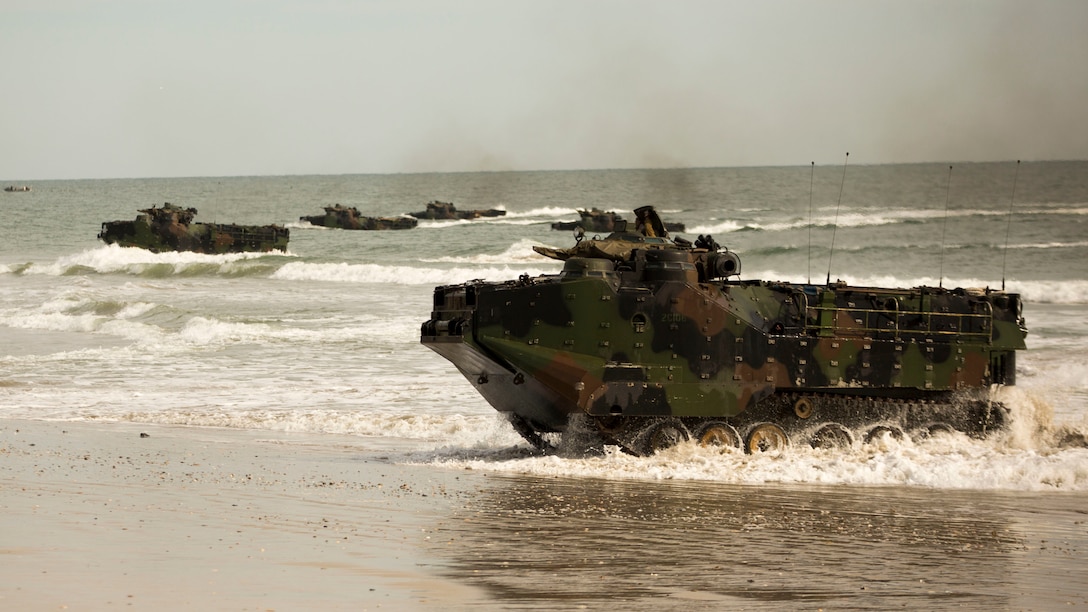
top-left (2, 162), bottom-right (1087, 492)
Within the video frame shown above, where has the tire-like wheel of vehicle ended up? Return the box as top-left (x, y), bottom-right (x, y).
top-left (913, 422), bottom-right (956, 440)
top-left (635, 419), bottom-right (691, 456)
top-left (745, 422), bottom-right (789, 454)
top-left (693, 421), bottom-right (742, 451)
top-left (864, 425), bottom-right (904, 444)
top-left (810, 423), bottom-right (854, 450)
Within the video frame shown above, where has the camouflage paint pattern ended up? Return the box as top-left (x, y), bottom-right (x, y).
top-left (99, 203), bottom-right (289, 254)
top-left (301, 204), bottom-right (417, 230)
top-left (408, 200), bottom-right (507, 220)
top-left (551, 207), bottom-right (686, 233)
top-left (422, 211), bottom-right (1027, 454)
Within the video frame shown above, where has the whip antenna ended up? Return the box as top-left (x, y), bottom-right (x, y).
top-left (1000, 160), bottom-right (1021, 291)
top-left (807, 161), bottom-right (815, 284)
top-left (938, 165), bottom-right (953, 289)
top-left (825, 152), bottom-right (848, 285)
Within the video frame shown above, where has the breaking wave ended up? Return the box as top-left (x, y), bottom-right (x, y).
top-left (419, 238), bottom-right (556, 265)
top-left (6, 245), bottom-right (293, 277)
top-left (271, 261), bottom-right (559, 285)
top-left (686, 205), bottom-right (1088, 236)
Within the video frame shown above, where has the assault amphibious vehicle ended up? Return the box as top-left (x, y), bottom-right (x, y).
top-left (408, 200), bottom-right (506, 220)
top-left (99, 203), bottom-right (289, 254)
top-left (552, 207), bottom-right (685, 233)
top-left (421, 206), bottom-right (1027, 455)
top-left (301, 204), bottom-right (417, 230)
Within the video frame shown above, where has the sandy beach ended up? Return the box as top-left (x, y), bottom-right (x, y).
top-left (0, 419), bottom-right (482, 610)
top-left (4, 418), bottom-right (1088, 611)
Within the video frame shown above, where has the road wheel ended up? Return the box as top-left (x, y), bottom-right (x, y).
top-left (810, 423), bottom-right (854, 450)
top-left (745, 422), bottom-right (789, 454)
top-left (693, 421), bottom-right (742, 451)
top-left (918, 422), bottom-right (957, 439)
top-left (634, 418), bottom-right (690, 456)
top-left (864, 425), bottom-right (904, 444)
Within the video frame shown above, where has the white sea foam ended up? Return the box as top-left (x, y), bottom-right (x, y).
top-left (271, 261), bottom-right (559, 285)
top-left (1047, 206), bottom-right (1088, 216)
top-left (1010, 240), bottom-right (1088, 250)
top-left (415, 439), bottom-right (1088, 492)
top-left (10, 245), bottom-right (1086, 304)
top-left (1, 293), bottom-right (160, 342)
top-left (687, 206), bottom-right (1088, 236)
top-left (17, 245), bottom-right (293, 276)
top-left (420, 238), bottom-right (557, 265)
top-left (500, 206), bottom-right (582, 219)
top-left (0, 289), bottom-right (422, 352)
top-left (60, 387), bottom-right (1087, 494)
top-left (408, 390), bottom-right (1088, 492)
top-left (688, 209), bottom-right (938, 235)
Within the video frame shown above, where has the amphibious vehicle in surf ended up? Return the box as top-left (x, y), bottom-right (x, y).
top-left (552, 207), bottom-right (685, 234)
top-left (99, 203), bottom-right (289, 254)
top-left (421, 206), bottom-right (1027, 456)
top-left (408, 200), bottom-right (506, 220)
top-left (301, 204), bottom-right (418, 230)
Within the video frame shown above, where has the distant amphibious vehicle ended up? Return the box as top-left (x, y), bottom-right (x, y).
top-left (301, 204), bottom-right (417, 230)
top-left (99, 203), bottom-right (289, 254)
top-left (422, 206), bottom-right (1027, 456)
top-left (408, 200), bottom-right (506, 220)
top-left (552, 207), bottom-right (685, 233)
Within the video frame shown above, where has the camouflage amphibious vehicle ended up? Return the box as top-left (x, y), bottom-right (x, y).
top-left (301, 204), bottom-right (418, 230)
top-left (421, 206), bottom-right (1027, 456)
top-left (552, 207), bottom-right (686, 233)
top-left (99, 203), bottom-right (289, 254)
top-left (408, 200), bottom-right (506, 220)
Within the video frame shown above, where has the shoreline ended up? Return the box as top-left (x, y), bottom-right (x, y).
top-left (0, 419), bottom-right (483, 610)
top-left (5, 418), bottom-right (1088, 610)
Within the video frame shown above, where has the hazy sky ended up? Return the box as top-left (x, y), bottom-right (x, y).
top-left (4, 0), bottom-right (1086, 180)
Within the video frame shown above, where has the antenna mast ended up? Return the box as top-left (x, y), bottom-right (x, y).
top-left (807, 161), bottom-right (814, 284)
top-left (825, 152), bottom-right (848, 285)
top-left (1001, 160), bottom-right (1021, 291)
top-left (938, 165), bottom-right (953, 289)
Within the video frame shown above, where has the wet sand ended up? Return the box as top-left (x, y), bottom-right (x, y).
top-left (3, 419), bottom-right (1087, 611)
top-left (0, 420), bottom-right (482, 610)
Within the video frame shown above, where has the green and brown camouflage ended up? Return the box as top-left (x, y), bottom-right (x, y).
top-left (99, 203), bottom-right (289, 254)
top-left (551, 207), bottom-right (686, 234)
top-left (421, 207), bottom-right (1028, 455)
top-left (301, 204), bottom-right (418, 230)
top-left (408, 200), bottom-right (507, 220)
